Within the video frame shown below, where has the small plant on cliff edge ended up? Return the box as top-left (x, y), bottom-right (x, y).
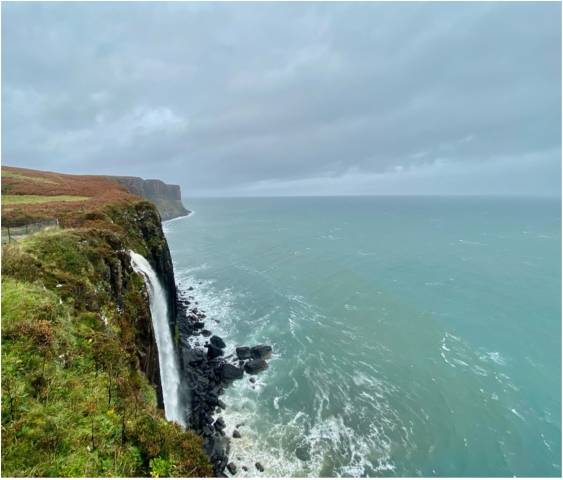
top-left (150, 457), bottom-right (174, 477)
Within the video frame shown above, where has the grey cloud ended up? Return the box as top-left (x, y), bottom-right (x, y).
top-left (2, 2), bottom-right (561, 196)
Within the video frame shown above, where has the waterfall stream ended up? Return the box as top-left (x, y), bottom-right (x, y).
top-left (129, 251), bottom-right (185, 426)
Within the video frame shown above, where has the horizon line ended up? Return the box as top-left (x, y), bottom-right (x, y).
top-left (184, 193), bottom-right (562, 200)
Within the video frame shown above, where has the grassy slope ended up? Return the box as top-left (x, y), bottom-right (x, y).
top-left (1, 168), bottom-right (212, 477)
top-left (2, 194), bottom-right (90, 205)
top-left (1, 166), bottom-right (138, 226)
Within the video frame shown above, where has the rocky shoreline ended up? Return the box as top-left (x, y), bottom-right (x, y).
top-left (175, 287), bottom-right (272, 476)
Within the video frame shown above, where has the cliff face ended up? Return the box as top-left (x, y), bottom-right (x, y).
top-left (112, 176), bottom-right (190, 221)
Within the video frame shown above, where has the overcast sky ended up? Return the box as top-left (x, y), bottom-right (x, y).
top-left (2, 2), bottom-right (561, 197)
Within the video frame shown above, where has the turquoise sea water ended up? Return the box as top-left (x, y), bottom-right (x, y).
top-left (164, 196), bottom-right (561, 477)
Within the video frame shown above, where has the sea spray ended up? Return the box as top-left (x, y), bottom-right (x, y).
top-left (129, 251), bottom-right (185, 426)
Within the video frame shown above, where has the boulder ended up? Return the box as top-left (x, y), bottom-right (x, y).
top-left (255, 462), bottom-right (264, 472)
top-left (227, 463), bottom-right (237, 475)
top-left (182, 349), bottom-right (205, 366)
top-left (193, 321), bottom-right (205, 329)
top-left (207, 392), bottom-right (219, 406)
top-left (249, 377), bottom-right (257, 384)
top-left (295, 445), bottom-right (311, 461)
top-left (207, 344), bottom-right (224, 359)
top-left (236, 346), bottom-right (251, 360)
top-left (214, 417), bottom-right (226, 431)
top-left (244, 359), bottom-right (268, 375)
top-left (219, 363), bottom-right (244, 381)
top-left (233, 429), bottom-right (241, 438)
top-left (201, 329), bottom-right (212, 337)
top-left (251, 345), bottom-right (272, 360)
top-left (210, 335), bottom-right (227, 349)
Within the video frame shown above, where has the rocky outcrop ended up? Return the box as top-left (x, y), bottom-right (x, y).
top-left (112, 176), bottom-right (190, 221)
top-left (175, 290), bottom-right (273, 476)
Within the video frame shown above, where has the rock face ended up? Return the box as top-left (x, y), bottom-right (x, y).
top-left (219, 364), bottom-right (244, 381)
top-left (244, 359), bottom-right (269, 375)
top-left (236, 346), bottom-right (251, 360)
top-left (112, 176), bottom-right (190, 221)
top-left (102, 201), bottom-right (180, 410)
top-left (251, 345), bottom-right (273, 360)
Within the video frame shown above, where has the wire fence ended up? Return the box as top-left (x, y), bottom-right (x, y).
top-left (1, 218), bottom-right (59, 243)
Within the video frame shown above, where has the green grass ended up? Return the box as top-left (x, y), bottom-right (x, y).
top-left (1, 223), bottom-right (212, 477)
top-left (2, 170), bottom-right (58, 184)
top-left (2, 194), bottom-right (90, 205)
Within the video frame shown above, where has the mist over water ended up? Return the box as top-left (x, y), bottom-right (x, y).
top-left (164, 196), bottom-right (561, 477)
top-left (130, 251), bottom-right (185, 427)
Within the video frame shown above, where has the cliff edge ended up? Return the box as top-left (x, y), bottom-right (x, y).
top-left (111, 176), bottom-right (190, 221)
top-left (1, 166), bottom-right (211, 477)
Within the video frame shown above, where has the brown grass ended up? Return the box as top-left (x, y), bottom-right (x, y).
top-left (1, 166), bottom-right (141, 227)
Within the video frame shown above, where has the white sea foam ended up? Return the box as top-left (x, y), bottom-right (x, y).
top-left (458, 239), bottom-right (487, 246)
top-left (162, 212), bottom-right (192, 232)
top-left (481, 351), bottom-right (507, 366)
top-left (511, 408), bottom-right (525, 421)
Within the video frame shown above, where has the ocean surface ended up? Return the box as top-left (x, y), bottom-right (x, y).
top-left (164, 196), bottom-right (561, 477)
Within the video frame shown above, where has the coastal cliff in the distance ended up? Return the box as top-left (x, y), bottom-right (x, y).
top-left (111, 176), bottom-right (190, 221)
top-left (1, 166), bottom-right (211, 476)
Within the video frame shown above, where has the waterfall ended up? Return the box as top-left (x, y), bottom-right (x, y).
top-left (129, 251), bottom-right (185, 427)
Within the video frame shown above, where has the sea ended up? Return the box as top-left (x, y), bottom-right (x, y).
top-left (163, 196), bottom-right (561, 477)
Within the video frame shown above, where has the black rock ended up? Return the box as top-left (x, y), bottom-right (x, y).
top-left (214, 417), bottom-right (226, 431)
top-left (182, 349), bottom-right (205, 366)
top-left (233, 429), bottom-right (241, 438)
top-left (218, 399), bottom-right (227, 409)
top-left (201, 329), bottom-right (212, 337)
top-left (227, 463), bottom-right (237, 475)
top-left (244, 359), bottom-right (269, 374)
top-left (210, 335), bottom-right (227, 349)
top-left (207, 344), bottom-right (224, 359)
top-left (207, 392), bottom-right (219, 406)
top-left (188, 286), bottom-right (194, 291)
top-left (193, 321), bottom-right (205, 329)
top-left (295, 445), bottom-right (311, 461)
top-left (242, 466), bottom-right (248, 472)
top-left (236, 346), bottom-right (251, 360)
top-left (249, 377), bottom-right (257, 384)
top-left (255, 462), bottom-right (264, 472)
top-left (251, 345), bottom-right (272, 360)
top-left (219, 363), bottom-right (244, 381)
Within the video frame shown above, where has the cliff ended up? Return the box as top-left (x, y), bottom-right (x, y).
top-left (111, 176), bottom-right (190, 221)
top-left (1, 167), bottom-right (211, 477)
